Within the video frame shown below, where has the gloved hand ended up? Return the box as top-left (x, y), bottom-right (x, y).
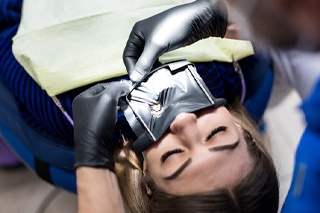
top-left (123, 0), bottom-right (228, 82)
top-left (72, 81), bottom-right (130, 172)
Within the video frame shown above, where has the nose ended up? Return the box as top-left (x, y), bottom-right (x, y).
top-left (170, 112), bottom-right (197, 135)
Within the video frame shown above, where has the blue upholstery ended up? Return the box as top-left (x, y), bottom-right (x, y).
top-left (244, 66), bottom-right (273, 124)
top-left (0, 79), bottom-right (76, 193)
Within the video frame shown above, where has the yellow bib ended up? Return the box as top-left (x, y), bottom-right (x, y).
top-left (12, 0), bottom-right (253, 96)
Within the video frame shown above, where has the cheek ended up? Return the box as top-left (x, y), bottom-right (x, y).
top-left (143, 148), bottom-right (161, 174)
top-left (143, 157), bottom-right (163, 185)
top-left (142, 154), bottom-right (156, 179)
top-left (143, 150), bottom-right (154, 166)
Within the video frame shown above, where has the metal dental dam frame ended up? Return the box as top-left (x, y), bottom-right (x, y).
top-left (120, 60), bottom-right (226, 152)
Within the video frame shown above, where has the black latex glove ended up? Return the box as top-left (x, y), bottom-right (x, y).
top-left (73, 82), bottom-right (130, 172)
top-left (123, 0), bottom-right (228, 82)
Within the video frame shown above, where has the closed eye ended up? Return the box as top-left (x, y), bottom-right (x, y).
top-left (161, 149), bottom-right (184, 163)
top-left (206, 126), bottom-right (227, 141)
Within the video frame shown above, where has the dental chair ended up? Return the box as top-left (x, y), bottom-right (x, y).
top-left (0, 0), bottom-right (273, 194)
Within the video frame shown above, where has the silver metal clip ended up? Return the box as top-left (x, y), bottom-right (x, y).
top-left (232, 55), bottom-right (246, 103)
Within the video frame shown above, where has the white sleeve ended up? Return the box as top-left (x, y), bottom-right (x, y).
top-left (270, 48), bottom-right (320, 100)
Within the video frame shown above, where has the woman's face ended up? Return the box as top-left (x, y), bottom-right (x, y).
top-left (142, 106), bottom-right (253, 195)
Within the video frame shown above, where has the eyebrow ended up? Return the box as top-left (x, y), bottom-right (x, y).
top-left (164, 158), bottom-right (192, 180)
top-left (164, 140), bottom-right (240, 181)
top-left (209, 140), bottom-right (240, 151)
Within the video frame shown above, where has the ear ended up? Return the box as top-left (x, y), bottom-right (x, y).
top-left (143, 160), bottom-right (153, 196)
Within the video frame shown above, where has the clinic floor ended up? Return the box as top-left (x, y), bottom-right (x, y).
top-left (0, 71), bottom-right (306, 213)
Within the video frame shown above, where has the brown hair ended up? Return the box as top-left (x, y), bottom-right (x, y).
top-left (114, 102), bottom-right (279, 213)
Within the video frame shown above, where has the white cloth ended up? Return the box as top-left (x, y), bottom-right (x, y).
top-left (270, 49), bottom-right (320, 100)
